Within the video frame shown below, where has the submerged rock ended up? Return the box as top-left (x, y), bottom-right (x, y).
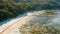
top-left (19, 10), bottom-right (60, 34)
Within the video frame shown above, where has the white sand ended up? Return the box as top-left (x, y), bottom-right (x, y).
top-left (0, 11), bottom-right (44, 34)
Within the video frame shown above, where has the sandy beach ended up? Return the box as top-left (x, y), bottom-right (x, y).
top-left (0, 11), bottom-right (44, 34)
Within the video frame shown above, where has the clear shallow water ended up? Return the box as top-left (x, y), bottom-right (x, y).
top-left (19, 10), bottom-right (60, 34)
top-left (24, 10), bottom-right (60, 29)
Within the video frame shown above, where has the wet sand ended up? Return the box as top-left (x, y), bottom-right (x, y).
top-left (0, 11), bottom-right (44, 34)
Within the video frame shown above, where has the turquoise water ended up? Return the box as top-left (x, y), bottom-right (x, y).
top-left (0, 10), bottom-right (60, 27)
top-left (0, 15), bottom-right (22, 26)
top-left (0, 18), bottom-right (12, 25)
top-left (0, 12), bottom-right (27, 26)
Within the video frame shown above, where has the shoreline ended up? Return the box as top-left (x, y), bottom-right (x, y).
top-left (0, 11), bottom-right (47, 34)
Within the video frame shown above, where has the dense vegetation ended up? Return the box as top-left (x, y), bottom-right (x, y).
top-left (0, 0), bottom-right (60, 21)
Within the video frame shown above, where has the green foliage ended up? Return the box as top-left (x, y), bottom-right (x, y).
top-left (44, 10), bottom-right (57, 15)
top-left (0, 9), bottom-right (15, 21)
top-left (0, 0), bottom-right (60, 21)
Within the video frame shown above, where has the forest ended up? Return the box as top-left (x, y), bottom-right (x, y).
top-left (0, 0), bottom-right (60, 21)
